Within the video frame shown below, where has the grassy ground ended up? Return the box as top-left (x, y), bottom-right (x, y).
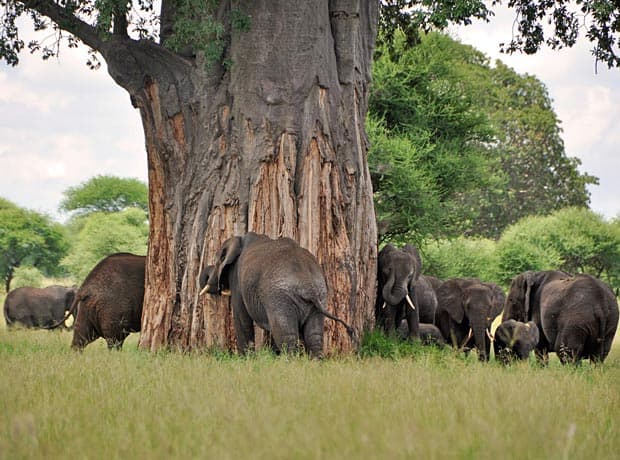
top-left (1, 296), bottom-right (619, 460)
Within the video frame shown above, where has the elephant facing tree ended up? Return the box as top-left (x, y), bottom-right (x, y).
top-left (200, 232), bottom-right (355, 358)
top-left (435, 278), bottom-right (505, 361)
top-left (3, 285), bottom-right (76, 329)
top-left (494, 319), bottom-right (540, 364)
top-left (70, 253), bottom-right (146, 350)
top-left (503, 271), bottom-right (619, 364)
top-left (375, 244), bottom-right (436, 340)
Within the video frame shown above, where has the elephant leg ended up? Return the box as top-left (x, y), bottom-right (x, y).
top-left (233, 304), bottom-right (255, 355)
top-left (270, 313), bottom-right (300, 355)
top-left (383, 306), bottom-right (398, 335)
top-left (556, 329), bottom-right (585, 365)
top-left (106, 336), bottom-right (126, 350)
top-left (302, 311), bottom-right (325, 358)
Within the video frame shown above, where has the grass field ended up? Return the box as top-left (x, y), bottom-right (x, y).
top-left (1, 299), bottom-right (619, 459)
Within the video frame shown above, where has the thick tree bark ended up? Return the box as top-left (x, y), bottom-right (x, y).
top-left (102, 0), bottom-right (378, 353)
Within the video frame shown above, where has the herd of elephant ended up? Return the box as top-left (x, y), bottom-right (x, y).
top-left (3, 233), bottom-right (619, 365)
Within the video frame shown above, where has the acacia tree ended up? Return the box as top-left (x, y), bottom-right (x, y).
top-left (2, 0), bottom-right (618, 352)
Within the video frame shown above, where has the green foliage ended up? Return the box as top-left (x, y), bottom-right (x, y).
top-left (496, 208), bottom-right (620, 289)
top-left (61, 208), bottom-right (148, 282)
top-left (370, 30), bottom-right (597, 240)
top-left (369, 31), bottom-right (496, 241)
top-left (422, 237), bottom-right (500, 284)
top-left (59, 175), bottom-right (148, 217)
top-left (11, 266), bottom-right (44, 289)
top-left (0, 198), bottom-right (69, 292)
top-left (358, 329), bottom-right (448, 360)
top-left (459, 61), bottom-right (598, 237)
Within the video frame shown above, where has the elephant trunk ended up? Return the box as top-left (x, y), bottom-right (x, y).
top-left (382, 275), bottom-right (407, 307)
top-left (472, 316), bottom-right (489, 362)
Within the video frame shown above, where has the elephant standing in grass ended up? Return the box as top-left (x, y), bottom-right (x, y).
top-left (494, 320), bottom-right (540, 364)
top-left (3, 285), bottom-right (76, 329)
top-left (375, 244), bottom-right (433, 340)
top-left (435, 278), bottom-right (505, 361)
top-left (71, 253), bottom-right (146, 351)
top-left (200, 232), bottom-right (355, 358)
top-left (503, 271), bottom-right (619, 364)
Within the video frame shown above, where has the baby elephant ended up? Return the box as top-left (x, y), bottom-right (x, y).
top-left (200, 232), bottom-right (355, 357)
top-left (494, 319), bottom-right (540, 364)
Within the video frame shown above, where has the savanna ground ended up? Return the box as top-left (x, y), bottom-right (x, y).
top-left (1, 290), bottom-right (618, 460)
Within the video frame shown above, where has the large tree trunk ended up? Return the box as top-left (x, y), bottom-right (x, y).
top-left (103, 0), bottom-right (378, 353)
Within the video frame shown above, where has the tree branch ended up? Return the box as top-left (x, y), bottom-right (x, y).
top-left (20, 0), bottom-right (103, 51)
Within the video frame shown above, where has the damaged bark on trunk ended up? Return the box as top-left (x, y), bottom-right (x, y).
top-left (101, 0), bottom-right (378, 353)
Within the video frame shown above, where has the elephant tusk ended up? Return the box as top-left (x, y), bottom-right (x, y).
top-left (221, 289), bottom-right (232, 297)
top-left (405, 294), bottom-right (416, 310)
top-left (486, 329), bottom-right (494, 342)
top-left (460, 328), bottom-right (473, 348)
top-left (199, 285), bottom-right (210, 296)
top-left (382, 301), bottom-right (388, 310)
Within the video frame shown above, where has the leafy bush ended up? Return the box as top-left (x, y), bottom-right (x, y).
top-left (62, 208), bottom-right (148, 282)
top-left (11, 266), bottom-right (44, 289)
top-left (421, 237), bottom-right (500, 284)
top-left (496, 208), bottom-right (620, 291)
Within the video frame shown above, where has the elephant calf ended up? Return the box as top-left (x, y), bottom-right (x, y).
top-left (71, 253), bottom-right (146, 351)
top-left (494, 319), bottom-right (540, 364)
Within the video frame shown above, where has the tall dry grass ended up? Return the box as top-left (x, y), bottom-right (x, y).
top-left (1, 316), bottom-right (618, 460)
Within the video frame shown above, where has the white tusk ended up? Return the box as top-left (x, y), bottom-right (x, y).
top-left (486, 329), bottom-right (494, 342)
top-left (382, 301), bottom-right (388, 310)
top-left (199, 285), bottom-right (210, 296)
top-left (221, 289), bottom-right (232, 297)
top-left (460, 328), bottom-right (473, 348)
top-left (405, 294), bottom-right (416, 310)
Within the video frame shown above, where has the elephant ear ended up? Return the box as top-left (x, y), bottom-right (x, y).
top-left (403, 244), bottom-right (422, 281)
top-left (487, 283), bottom-right (505, 321)
top-left (213, 236), bottom-right (243, 288)
top-left (64, 290), bottom-right (76, 312)
top-left (437, 280), bottom-right (465, 324)
top-left (526, 321), bottom-right (540, 344)
top-left (523, 272), bottom-right (537, 320)
top-left (495, 320), bottom-right (516, 345)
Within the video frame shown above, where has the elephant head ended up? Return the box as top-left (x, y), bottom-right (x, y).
top-left (201, 236), bottom-right (244, 296)
top-left (438, 279), bottom-right (504, 361)
top-left (377, 243), bottom-right (421, 309)
top-left (494, 319), bottom-right (540, 364)
top-left (503, 270), bottom-right (569, 323)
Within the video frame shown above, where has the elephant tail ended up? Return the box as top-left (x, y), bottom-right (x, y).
top-left (3, 301), bottom-right (12, 327)
top-left (313, 302), bottom-right (359, 346)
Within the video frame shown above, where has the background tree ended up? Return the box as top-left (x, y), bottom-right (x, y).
top-left (495, 207), bottom-right (620, 290)
top-left (0, 198), bottom-right (68, 292)
top-left (59, 175), bottom-right (148, 216)
top-left (456, 61), bottom-right (598, 237)
top-left (369, 31), bottom-right (597, 241)
top-left (62, 208), bottom-right (148, 282)
top-left (368, 31), bottom-right (496, 242)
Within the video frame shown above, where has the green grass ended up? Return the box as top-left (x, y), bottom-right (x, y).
top-left (1, 312), bottom-right (619, 460)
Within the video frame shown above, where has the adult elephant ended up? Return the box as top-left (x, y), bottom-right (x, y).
top-left (199, 232), bottom-right (355, 358)
top-left (3, 285), bottom-right (76, 329)
top-left (71, 253), bottom-right (146, 351)
top-left (494, 319), bottom-right (540, 364)
top-left (435, 278), bottom-right (505, 361)
top-left (375, 244), bottom-right (434, 340)
top-left (503, 271), bottom-right (619, 364)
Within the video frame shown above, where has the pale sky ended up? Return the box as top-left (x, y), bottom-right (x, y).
top-left (0, 6), bottom-right (618, 222)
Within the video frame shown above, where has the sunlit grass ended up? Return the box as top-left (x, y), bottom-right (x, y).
top-left (1, 317), bottom-right (618, 460)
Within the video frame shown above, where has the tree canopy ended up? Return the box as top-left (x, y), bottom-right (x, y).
top-left (59, 175), bottom-right (148, 216)
top-left (369, 30), bottom-right (597, 242)
top-left (0, 198), bottom-right (69, 292)
top-left (61, 207), bottom-right (148, 282)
